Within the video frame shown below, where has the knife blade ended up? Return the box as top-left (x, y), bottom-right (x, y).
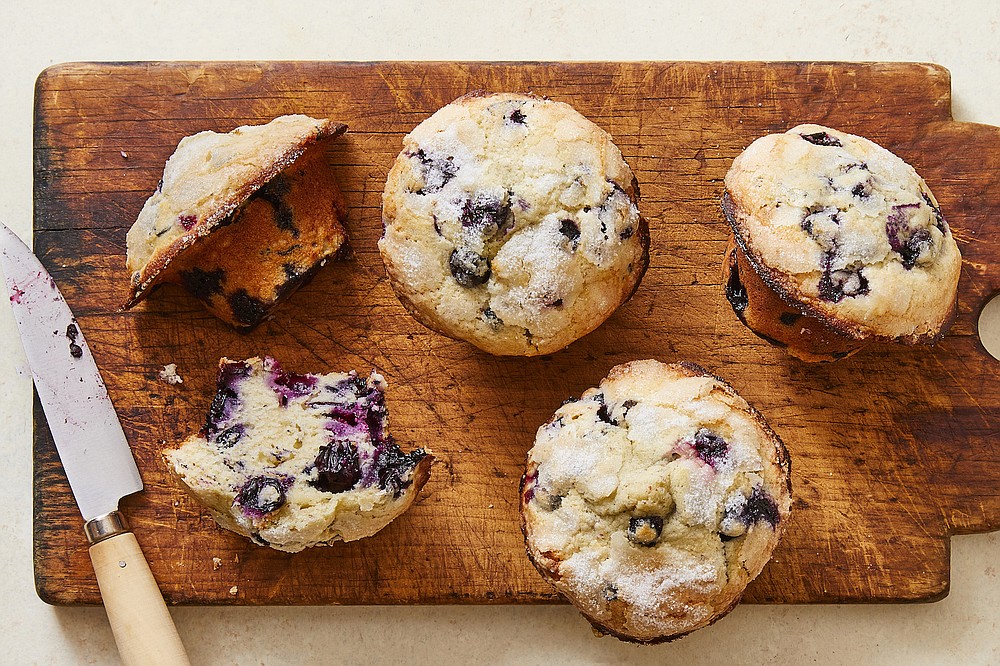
top-left (0, 222), bottom-right (189, 665)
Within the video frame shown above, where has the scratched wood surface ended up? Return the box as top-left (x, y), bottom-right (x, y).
top-left (31, 61), bottom-right (1000, 606)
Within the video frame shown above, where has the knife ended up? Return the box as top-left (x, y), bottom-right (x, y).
top-left (0, 222), bottom-right (190, 666)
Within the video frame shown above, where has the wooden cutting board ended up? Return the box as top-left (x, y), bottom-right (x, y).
top-left (32, 61), bottom-right (1000, 606)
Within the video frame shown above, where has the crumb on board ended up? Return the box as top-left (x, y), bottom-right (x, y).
top-left (159, 363), bottom-right (184, 385)
top-left (120, 150), bottom-right (128, 159)
top-left (229, 586), bottom-right (238, 596)
top-left (212, 557), bottom-right (223, 571)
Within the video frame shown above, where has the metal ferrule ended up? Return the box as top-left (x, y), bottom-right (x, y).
top-left (84, 511), bottom-right (129, 545)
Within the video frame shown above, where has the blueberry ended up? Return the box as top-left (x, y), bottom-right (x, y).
top-left (725, 263), bottom-right (749, 316)
top-left (228, 290), bottom-right (269, 326)
top-left (779, 311), bottom-right (801, 325)
top-left (205, 388), bottom-right (239, 435)
top-left (851, 181), bottom-right (871, 198)
top-left (460, 193), bottom-right (513, 240)
top-left (409, 149), bottom-right (458, 194)
top-left (627, 516), bottom-right (664, 546)
top-left (533, 487), bottom-right (563, 511)
top-left (506, 108), bottom-right (527, 125)
top-left (921, 192), bottom-right (949, 233)
top-left (178, 214), bottom-right (198, 230)
top-left (621, 399), bottom-right (637, 415)
top-left (559, 219), bottom-right (581, 248)
top-left (592, 393), bottom-right (617, 426)
top-left (689, 428), bottom-right (729, 468)
top-left (481, 308), bottom-right (504, 331)
top-left (887, 203), bottom-right (934, 269)
top-left (799, 131), bottom-right (842, 147)
top-left (213, 425), bottom-right (244, 449)
top-left (311, 441), bottom-right (362, 494)
top-left (374, 441), bottom-right (427, 497)
top-left (235, 476), bottom-right (287, 516)
top-left (180, 267), bottom-right (226, 301)
top-left (619, 227), bottom-right (635, 241)
top-left (270, 369), bottom-right (318, 403)
top-left (256, 175), bottom-right (298, 237)
top-left (818, 252), bottom-right (869, 302)
top-left (739, 485), bottom-right (780, 528)
top-left (449, 248), bottom-right (491, 287)
top-left (800, 206), bottom-right (841, 243)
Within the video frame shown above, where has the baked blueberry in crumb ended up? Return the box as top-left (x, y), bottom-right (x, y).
top-left (627, 516), bottom-right (664, 546)
top-left (312, 441), bottom-right (362, 493)
top-left (375, 443), bottom-right (427, 497)
top-left (229, 290), bottom-right (269, 326)
top-left (886, 203), bottom-right (934, 270)
top-left (739, 485), bottom-right (780, 528)
top-left (506, 108), bottom-right (527, 125)
top-left (460, 193), bottom-right (513, 239)
top-left (235, 476), bottom-right (288, 517)
top-left (559, 219), bottom-right (581, 248)
top-left (449, 248), bottom-right (492, 287)
top-left (533, 486), bottom-right (563, 511)
top-left (213, 425), bottom-right (245, 449)
top-left (178, 214), bottom-right (198, 230)
top-left (256, 175), bottom-right (298, 238)
top-left (409, 149), bottom-right (458, 194)
top-left (687, 428), bottom-right (729, 468)
top-left (799, 131), bottom-right (842, 147)
top-left (481, 308), bottom-right (504, 330)
top-left (180, 267), bottom-right (226, 301)
top-left (818, 252), bottom-right (869, 302)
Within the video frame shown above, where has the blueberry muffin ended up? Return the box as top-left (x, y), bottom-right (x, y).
top-left (124, 115), bottom-right (348, 328)
top-left (380, 91), bottom-right (649, 356)
top-left (520, 360), bottom-right (791, 643)
top-left (722, 124), bottom-right (961, 361)
top-left (165, 357), bottom-right (432, 552)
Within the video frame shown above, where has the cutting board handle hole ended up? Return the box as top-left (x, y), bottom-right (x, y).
top-left (977, 291), bottom-right (1000, 360)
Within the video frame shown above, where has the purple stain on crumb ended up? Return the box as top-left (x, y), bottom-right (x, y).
top-left (178, 214), bottom-right (197, 230)
top-left (9, 284), bottom-right (24, 304)
top-left (268, 367), bottom-right (318, 404)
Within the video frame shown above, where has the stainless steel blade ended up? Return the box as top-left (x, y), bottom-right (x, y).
top-left (0, 222), bottom-right (142, 521)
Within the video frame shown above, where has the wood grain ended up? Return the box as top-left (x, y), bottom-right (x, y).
top-left (31, 61), bottom-right (1000, 606)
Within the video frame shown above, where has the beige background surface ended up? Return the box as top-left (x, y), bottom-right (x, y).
top-left (1, 1), bottom-right (998, 664)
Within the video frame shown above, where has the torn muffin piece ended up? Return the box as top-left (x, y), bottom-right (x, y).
top-left (165, 356), bottom-right (432, 553)
top-left (124, 115), bottom-right (348, 328)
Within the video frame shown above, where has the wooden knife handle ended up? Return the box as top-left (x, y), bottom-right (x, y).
top-left (89, 530), bottom-right (191, 666)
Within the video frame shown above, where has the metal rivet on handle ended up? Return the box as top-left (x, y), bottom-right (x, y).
top-left (978, 293), bottom-right (1000, 360)
top-left (119, 561), bottom-right (127, 568)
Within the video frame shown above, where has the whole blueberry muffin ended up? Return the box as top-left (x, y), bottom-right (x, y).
top-left (520, 360), bottom-right (791, 643)
top-left (380, 91), bottom-right (649, 356)
top-left (124, 115), bottom-right (348, 328)
top-left (165, 357), bottom-right (432, 552)
top-left (723, 124), bottom-right (961, 361)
